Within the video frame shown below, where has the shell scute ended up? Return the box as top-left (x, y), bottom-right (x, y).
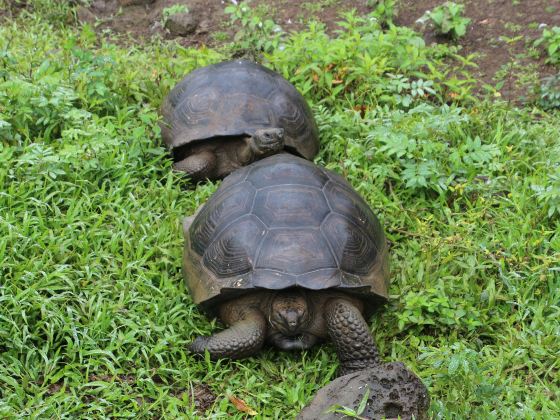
top-left (202, 215), bottom-right (266, 278)
top-left (253, 185), bottom-right (329, 228)
top-left (324, 180), bottom-right (382, 238)
top-left (322, 213), bottom-right (379, 276)
top-left (190, 182), bottom-right (256, 255)
top-left (247, 156), bottom-right (327, 189)
top-left (255, 229), bottom-right (337, 274)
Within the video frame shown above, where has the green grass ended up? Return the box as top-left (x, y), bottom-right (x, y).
top-left (1, 1), bottom-right (559, 418)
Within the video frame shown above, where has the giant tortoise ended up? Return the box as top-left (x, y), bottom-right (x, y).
top-left (161, 60), bottom-right (319, 182)
top-left (182, 154), bottom-right (389, 374)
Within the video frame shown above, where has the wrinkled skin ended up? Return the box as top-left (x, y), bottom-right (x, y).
top-left (189, 289), bottom-right (381, 375)
top-left (173, 128), bottom-right (284, 182)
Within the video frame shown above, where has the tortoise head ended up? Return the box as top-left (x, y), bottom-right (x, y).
top-left (250, 128), bottom-right (285, 156)
top-left (269, 290), bottom-right (310, 335)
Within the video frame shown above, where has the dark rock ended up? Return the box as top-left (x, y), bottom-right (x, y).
top-left (298, 362), bottom-right (430, 420)
top-left (92, 0), bottom-right (111, 12)
top-left (76, 6), bottom-right (96, 23)
top-left (196, 19), bottom-right (211, 34)
top-left (118, 0), bottom-right (155, 6)
top-left (164, 12), bottom-right (199, 36)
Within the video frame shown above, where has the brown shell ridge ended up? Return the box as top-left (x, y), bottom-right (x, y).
top-left (201, 215), bottom-right (267, 278)
top-left (325, 211), bottom-right (382, 254)
top-left (254, 183), bottom-right (325, 191)
top-left (248, 215), bottom-right (269, 271)
top-left (319, 225), bottom-right (341, 267)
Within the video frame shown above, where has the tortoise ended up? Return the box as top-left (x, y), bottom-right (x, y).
top-left (160, 60), bottom-right (319, 182)
top-left (182, 154), bottom-right (389, 374)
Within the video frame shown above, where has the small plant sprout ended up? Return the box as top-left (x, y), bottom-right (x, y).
top-left (162, 4), bottom-right (189, 25)
top-left (419, 2), bottom-right (471, 39)
top-left (538, 73), bottom-right (560, 109)
top-left (327, 385), bottom-right (371, 419)
top-left (367, 0), bottom-right (398, 27)
top-left (534, 26), bottom-right (560, 64)
top-left (224, 1), bottom-right (284, 55)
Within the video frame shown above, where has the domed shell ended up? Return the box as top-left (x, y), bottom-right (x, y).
top-left (161, 60), bottom-right (319, 160)
top-left (183, 154), bottom-right (389, 314)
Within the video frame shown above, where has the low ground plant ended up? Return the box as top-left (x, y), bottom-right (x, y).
top-left (538, 73), bottom-right (560, 109)
top-left (1, 1), bottom-right (559, 418)
top-left (224, 1), bottom-right (284, 56)
top-left (420, 2), bottom-right (471, 39)
top-left (162, 4), bottom-right (189, 26)
top-left (534, 25), bottom-right (560, 65)
top-left (367, 0), bottom-right (398, 27)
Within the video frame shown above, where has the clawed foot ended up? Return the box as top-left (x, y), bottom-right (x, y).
top-left (188, 336), bottom-right (212, 357)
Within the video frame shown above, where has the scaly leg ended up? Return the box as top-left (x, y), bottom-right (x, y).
top-left (174, 150), bottom-right (217, 181)
top-left (189, 309), bottom-right (267, 360)
top-left (324, 298), bottom-right (381, 375)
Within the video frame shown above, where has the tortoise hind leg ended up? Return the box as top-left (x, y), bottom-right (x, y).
top-left (174, 150), bottom-right (217, 181)
top-left (324, 298), bottom-right (381, 375)
top-left (189, 309), bottom-right (267, 360)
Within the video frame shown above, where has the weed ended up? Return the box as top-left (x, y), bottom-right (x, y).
top-left (162, 4), bottom-right (189, 26)
top-left (327, 385), bottom-right (370, 419)
top-left (534, 26), bottom-right (560, 64)
top-left (538, 73), bottom-right (560, 109)
top-left (367, 0), bottom-right (398, 27)
top-left (266, 11), bottom-right (475, 107)
top-left (419, 2), bottom-right (471, 39)
top-left (224, 1), bottom-right (284, 56)
top-left (302, 0), bottom-right (338, 13)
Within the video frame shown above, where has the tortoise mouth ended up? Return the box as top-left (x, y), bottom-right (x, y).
top-left (274, 331), bottom-right (304, 339)
top-left (269, 331), bottom-right (318, 350)
top-left (269, 319), bottom-right (301, 336)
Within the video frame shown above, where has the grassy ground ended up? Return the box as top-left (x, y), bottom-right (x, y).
top-left (1, 1), bottom-right (559, 418)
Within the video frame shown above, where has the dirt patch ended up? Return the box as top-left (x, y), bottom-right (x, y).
top-left (75, 0), bottom-right (227, 47)
top-left (76, 0), bottom-right (372, 48)
top-left (190, 383), bottom-right (217, 412)
top-left (251, 0), bottom-right (372, 33)
top-left (77, 0), bottom-right (560, 102)
top-left (4, 0), bottom-right (559, 101)
top-left (395, 0), bottom-right (560, 101)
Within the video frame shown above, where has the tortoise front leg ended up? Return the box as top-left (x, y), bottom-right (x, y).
top-left (324, 298), bottom-right (381, 375)
top-left (189, 309), bottom-right (267, 360)
top-left (174, 150), bottom-right (217, 181)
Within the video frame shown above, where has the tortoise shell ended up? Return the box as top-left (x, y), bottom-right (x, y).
top-left (183, 154), bottom-right (389, 313)
top-left (161, 60), bottom-right (319, 159)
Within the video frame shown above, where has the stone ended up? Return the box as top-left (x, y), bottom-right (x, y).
top-left (297, 362), bottom-right (430, 420)
top-left (92, 0), bottom-right (111, 12)
top-left (76, 6), bottom-right (96, 23)
top-left (196, 19), bottom-right (210, 34)
top-left (118, 0), bottom-right (155, 7)
top-left (164, 12), bottom-right (199, 36)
